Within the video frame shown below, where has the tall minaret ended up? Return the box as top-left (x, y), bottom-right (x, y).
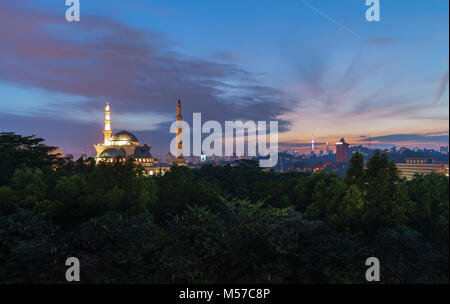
top-left (103, 101), bottom-right (112, 145)
top-left (175, 99), bottom-right (184, 162)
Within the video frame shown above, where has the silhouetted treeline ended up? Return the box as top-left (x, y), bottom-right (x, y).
top-left (0, 132), bottom-right (448, 283)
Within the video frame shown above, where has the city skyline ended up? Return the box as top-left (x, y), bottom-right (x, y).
top-left (0, 0), bottom-right (448, 157)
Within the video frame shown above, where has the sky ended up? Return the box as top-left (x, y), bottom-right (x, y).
top-left (0, 0), bottom-right (448, 157)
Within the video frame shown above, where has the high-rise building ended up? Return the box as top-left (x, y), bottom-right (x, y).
top-left (326, 142), bottom-right (330, 155)
top-left (335, 138), bottom-right (349, 162)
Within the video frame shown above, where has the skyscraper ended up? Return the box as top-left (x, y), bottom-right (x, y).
top-left (335, 138), bottom-right (349, 162)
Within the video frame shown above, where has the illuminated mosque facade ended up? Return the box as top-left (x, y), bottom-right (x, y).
top-left (94, 102), bottom-right (173, 175)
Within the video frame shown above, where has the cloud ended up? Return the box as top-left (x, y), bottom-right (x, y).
top-left (1, 1), bottom-right (448, 157)
top-left (366, 38), bottom-right (395, 45)
top-left (425, 130), bottom-right (449, 136)
top-left (434, 69), bottom-right (449, 104)
top-left (0, 2), bottom-right (292, 132)
top-left (359, 133), bottom-right (449, 144)
top-left (212, 52), bottom-right (237, 62)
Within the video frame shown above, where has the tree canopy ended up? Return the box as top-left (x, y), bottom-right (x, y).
top-left (0, 133), bottom-right (448, 283)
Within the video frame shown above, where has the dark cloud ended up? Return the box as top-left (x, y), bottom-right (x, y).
top-left (0, 2), bottom-right (292, 134)
top-left (425, 131), bottom-right (449, 136)
top-left (359, 133), bottom-right (449, 144)
top-left (366, 38), bottom-right (395, 45)
top-left (212, 52), bottom-right (237, 62)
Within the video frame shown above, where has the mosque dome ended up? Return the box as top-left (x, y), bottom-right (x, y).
top-left (110, 130), bottom-right (139, 144)
top-left (99, 148), bottom-right (126, 158)
top-left (134, 146), bottom-right (153, 158)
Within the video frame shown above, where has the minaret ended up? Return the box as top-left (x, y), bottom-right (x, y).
top-left (104, 101), bottom-right (112, 145)
top-left (175, 99), bottom-right (185, 163)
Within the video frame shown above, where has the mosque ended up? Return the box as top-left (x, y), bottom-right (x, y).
top-left (94, 101), bottom-right (176, 175)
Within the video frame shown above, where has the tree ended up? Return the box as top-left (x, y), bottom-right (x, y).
top-left (372, 226), bottom-right (445, 283)
top-left (0, 132), bottom-right (59, 186)
top-left (365, 150), bottom-right (399, 187)
top-left (328, 185), bottom-right (365, 236)
top-left (406, 174), bottom-right (449, 242)
top-left (345, 152), bottom-right (365, 189)
top-left (0, 186), bottom-right (16, 214)
top-left (84, 160), bottom-right (157, 217)
top-left (360, 151), bottom-right (412, 237)
top-left (65, 212), bottom-right (156, 283)
top-left (11, 168), bottom-right (47, 209)
top-left (406, 174), bottom-right (449, 273)
top-left (304, 173), bottom-right (347, 221)
top-left (42, 174), bottom-right (86, 226)
top-left (0, 132), bottom-right (448, 283)
top-left (0, 208), bottom-right (60, 283)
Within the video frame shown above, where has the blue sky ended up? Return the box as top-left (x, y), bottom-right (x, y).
top-left (0, 0), bottom-right (448, 156)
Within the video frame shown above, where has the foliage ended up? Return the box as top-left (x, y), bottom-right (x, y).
top-left (0, 133), bottom-right (448, 283)
top-left (0, 132), bottom-right (59, 186)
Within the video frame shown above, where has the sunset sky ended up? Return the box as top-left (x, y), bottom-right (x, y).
top-left (0, 0), bottom-right (448, 157)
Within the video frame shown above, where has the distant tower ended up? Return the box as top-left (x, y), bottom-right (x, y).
top-left (103, 102), bottom-right (112, 145)
top-left (311, 135), bottom-right (315, 154)
top-left (174, 99), bottom-right (185, 164)
top-left (326, 142), bottom-right (330, 155)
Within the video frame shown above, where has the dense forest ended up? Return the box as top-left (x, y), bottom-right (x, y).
top-left (0, 132), bottom-right (448, 283)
